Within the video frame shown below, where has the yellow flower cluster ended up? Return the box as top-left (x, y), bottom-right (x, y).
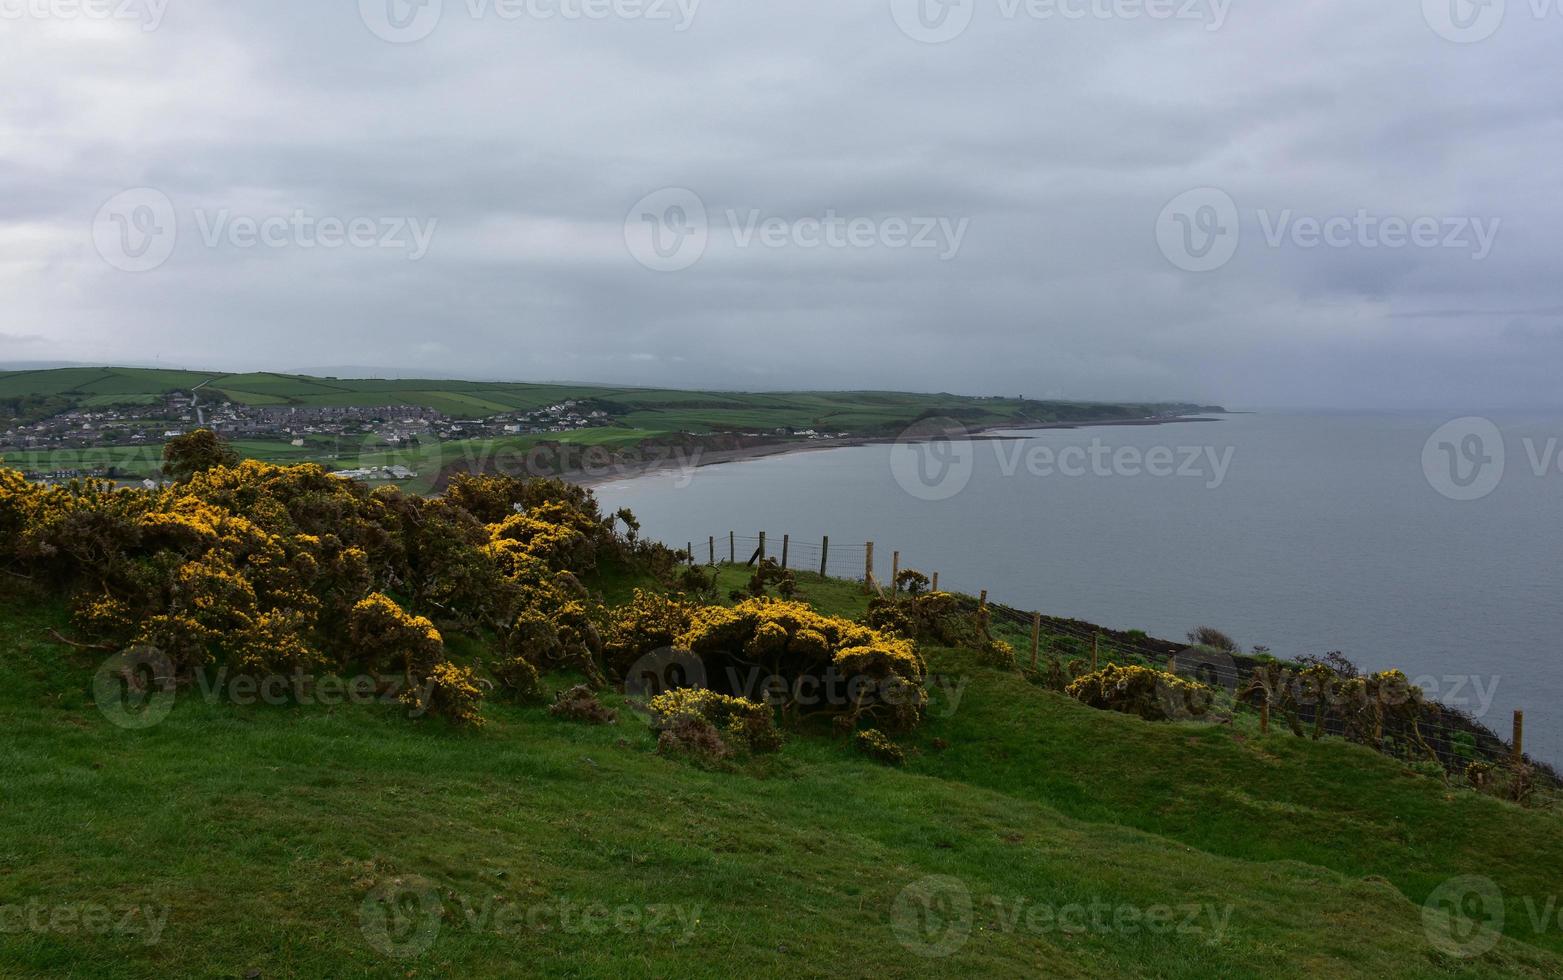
top-left (647, 687), bottom-right (781, 753)
top-left (402, 660), bottom-right (485, 728)
top-left (1066, 664), bottom-right (1211, 722)
top-left (679, 598), bottom-right (925, 687)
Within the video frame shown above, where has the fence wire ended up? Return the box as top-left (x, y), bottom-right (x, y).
top-left (687, 528), bottom-right (1550, 780)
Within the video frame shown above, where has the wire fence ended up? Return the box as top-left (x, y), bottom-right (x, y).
top-left (686, 528), bottom-right (1556, 785)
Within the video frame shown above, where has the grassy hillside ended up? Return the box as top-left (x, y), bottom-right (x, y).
top-left (0, 366), bottom-right (1212, 434)
top-left (2, 569), bottom-right (1559, 978)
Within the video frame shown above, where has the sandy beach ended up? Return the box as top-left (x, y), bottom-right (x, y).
top-left (569, 414), bottom-right (1225, 488)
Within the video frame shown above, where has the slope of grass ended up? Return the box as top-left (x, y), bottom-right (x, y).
top-left (0, 367), bottom-right (1211, 436)
top-left (3, 577), bottom-right (1555, 978)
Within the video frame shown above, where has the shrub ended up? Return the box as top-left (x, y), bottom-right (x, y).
top-left (894, 569), bottom-right (930, 597)
top-left (656, 715), bottom-right (733, 765)
top-left (731, 558), bottom-right (796, 601)
top-left (678, 599), bottom-right (927, 732)
top-left (491, 653), bottom-right (545, 704)
top-left (402, 661), bottom-right (485, 727)
top-left (0, 447), bottom-right (659, 732)
top-left (550, 685), bottom-right (617, 725)
top-left (349, 594), bottom-right (444, 680)
top-left (648, 687), bottom-right (782, 753)
top-left (498, 600), bottom-right (606, 689)
top-left (1186, 626), bottom-right (1238, 652)
top-left (865, 593), bottom-right (1013, 670)
top-left (1066, 665), bottom-right (1213, 722)
top-left (602, 590), bottom-right (697, 679)
top-left (854, 728), bottom-right (905, 766)
top-left (1464, 761), bottom-right (1493, 791)
top-left (162, 429), bottom-right (239, 481)
top-left (673, 565), bottom-right (717, 600)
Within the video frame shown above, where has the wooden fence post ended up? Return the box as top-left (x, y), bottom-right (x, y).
top-left (1030, 612), bottom-right (1041, 671)
top-left (931, 572), bottom-right (939, 593)
top-left (1091, 633), bottom-right (1099, 672)
top-left (820, 536), bottom-right (829, 578)
top-left (1513, 710), bottom-right (1526, 765)
top-left (687, 542), bottom-right (693, 566)
top-left (781, 534), bottom-right (789, 570)
top-left (979, 590), bottom-right (987, 608)
top-left (758, 531), bottom-right (766, 563)
top-left (729, 531), bottom-right (735, 564)
top-left (865, 542), bottom-right (875, 585)
top-left (708, 536), bottom-right (715, 565)
top-left (1260, 700), bottom-right (1271, 735)
top-left (891, 552), bottom-right (900, 594)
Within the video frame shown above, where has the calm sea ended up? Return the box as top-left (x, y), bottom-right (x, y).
top-left (594, 412), bottom-right (1563, 764)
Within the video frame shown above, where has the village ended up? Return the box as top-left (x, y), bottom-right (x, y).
top-left (0, 390), bottom-right (618, 484)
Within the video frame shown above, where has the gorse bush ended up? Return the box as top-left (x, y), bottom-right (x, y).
top-left (730, 558), bottom-right (796, 601)
top-left (1242, 662), bottom-right (1445, 766)
top-left (893, 569), bottom-right (930, 597)
top-left (680, 599), bottom-right (928, 732)
top-left (550, 685), bottom-right (617, 725)
top-left (647, 688), bottom-right (780, 754)
top-left (0, 434), bottom-right (940, 739)
top-left (1066, 664), bottom-right (1213, 722)
top-left (0, 444), bottom-right (633, 725)
top-left (607, 592), bottom-right (932, 734)
top-left (404, 661), bottom-right (486, 728)
top-left (602, 590), bottom-right (697, 680)
top-left (491, 652), bottom-right (546, 704)
top-left (865, 592), bottom-right (1014, 669)
top-left (655, 715), bottom-right (732, 765)
top-left (854, 728), bottom-right (905, 766)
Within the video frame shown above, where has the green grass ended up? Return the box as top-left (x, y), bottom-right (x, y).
top-left (5, 566), bottom-right (1554, 978)
top-left (0, 367), bottom-right (1214, 438)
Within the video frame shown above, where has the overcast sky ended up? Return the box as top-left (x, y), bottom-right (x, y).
top-left (2, 1), bottom-right (1558, 409)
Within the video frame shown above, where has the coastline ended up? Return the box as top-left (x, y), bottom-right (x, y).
top-left (570, 414), bottom-right (1227, 489)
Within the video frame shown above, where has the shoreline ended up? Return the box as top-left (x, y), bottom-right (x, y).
top-left (570, 414), bottom-right (1227, 489)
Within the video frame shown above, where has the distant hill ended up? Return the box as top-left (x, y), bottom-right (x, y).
top-left (0, 365), bottom-right (1221, 434)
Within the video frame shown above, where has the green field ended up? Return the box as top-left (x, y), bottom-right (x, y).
top-left (1, 561), bottom-right (1559, 978)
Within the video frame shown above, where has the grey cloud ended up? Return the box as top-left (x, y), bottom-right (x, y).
top-left (0, 1), bottom-right (1558, 409)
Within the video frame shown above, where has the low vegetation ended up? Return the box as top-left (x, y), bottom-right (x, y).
top-left (1, 431), bottom-right (1559, 978)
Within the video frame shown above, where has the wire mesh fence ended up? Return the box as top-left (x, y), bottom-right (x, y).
top-left (688, 527), bottom-right (1553, 783)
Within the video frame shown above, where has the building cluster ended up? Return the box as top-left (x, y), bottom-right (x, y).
top-left (2, 395), bottom-right (622, 452)
top-left (0, 391), bottom-right (620, 484)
